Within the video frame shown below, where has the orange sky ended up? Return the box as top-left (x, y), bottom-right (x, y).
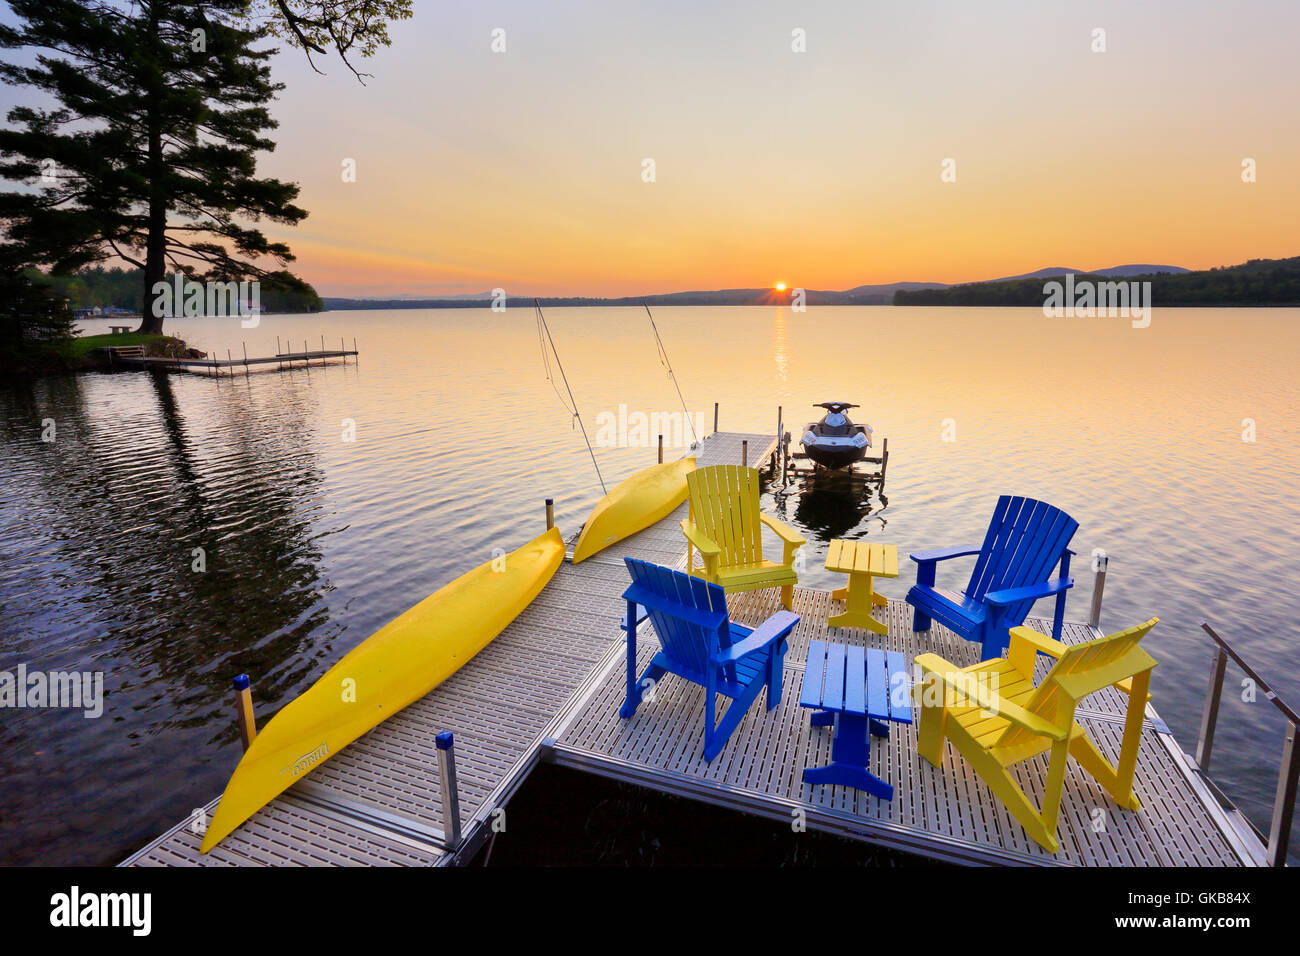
top-left (251, 3), bottom-right (1300, 297)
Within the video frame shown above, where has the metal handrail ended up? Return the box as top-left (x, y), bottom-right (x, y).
top-left (1196, 621), bottom-right (1299, 867)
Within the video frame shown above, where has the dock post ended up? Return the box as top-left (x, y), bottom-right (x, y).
top-left (276, 336), bottom-right (282, 371)
top-left (1195, 644), bottom-right (1228, 772)
top-left (658, 434), bottom-right (663, 464)
top-left (435, 731), bottom-right (462, 846)
top-left (742, 439), bottom-right (748, 467)
top-left (776, 406), bottom-right (782, 474)
top-left (321, 334), bottom-right (326, 368)
top-left (713, 402), bottom-right (719, 435)
top-left (1268, 723), bottom-right (1299, 867)
top-left (545, 498), bottom-right (554, 530)
top-left (1088, 550), bottom-right (1107, 628)
top-left (341, 336), bottom-right (346, 366)
top-left (242, 342), bottom-right (250, 379)
top-left (233, 675), bottom-right (256, 751)
top-left (879, 437), bottom-right (889, 484)
top-left (354, 337), bottom-right (358, 366)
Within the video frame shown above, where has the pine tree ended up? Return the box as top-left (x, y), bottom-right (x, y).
top-left (0, 1), bottom-right (308, 334)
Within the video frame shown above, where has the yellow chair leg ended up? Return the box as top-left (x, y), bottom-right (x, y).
top-left (1039, 740), bottom-right (1070, 843)
top-left (917, 702), bottom-right (946, 767)
top-left (965, 740), bottom-right (1059, 853)
top-left (1068, 732), bottom-right (1140, 812)
top-left (1114, 669), bottom-right (1150, 808)
top-left (780, 584), bottom-right (794, 610)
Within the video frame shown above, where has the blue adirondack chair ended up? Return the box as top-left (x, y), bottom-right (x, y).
top-left (906, 495), bottom-right (1077, 661)
top-left (620, 558), bottom-right (800, 761)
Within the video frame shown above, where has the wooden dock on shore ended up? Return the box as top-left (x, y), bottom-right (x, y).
top-left (121, 431), bottom-right (1270, 867)
top-left (100, 337), bottom-right (357, 377)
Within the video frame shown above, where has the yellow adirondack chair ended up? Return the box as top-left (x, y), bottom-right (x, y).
top-left (914, 617), bottom-right (1159, 853)
top-left (682, 465), bottom-right (805, 610)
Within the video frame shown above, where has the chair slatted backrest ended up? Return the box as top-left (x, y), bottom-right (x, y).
top-left (686, 465), bottom-right (764, 568)
top-left (965, 496), bottom-right (1078, 615)
top-left (994, 618), bottom-right (1159, 751)
top-left (625, 557), bottom-right (730, 676)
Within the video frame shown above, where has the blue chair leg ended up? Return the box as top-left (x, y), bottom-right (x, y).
top-left (765, 643), bottom-right (786, 711)
top-left (620, 661), bottom-right (664, 718)
top-left (979, 625), bottom-right (1007, 662)
top-left (1053, 551), bottom-right (1071, 640)
top-left (704, 675), bottom-right (765, 762)
top-left (912, 607), bottom-right (932, 632)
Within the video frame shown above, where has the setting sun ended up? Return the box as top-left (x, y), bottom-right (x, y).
top-left (775, 282), bottom-right (787, 292)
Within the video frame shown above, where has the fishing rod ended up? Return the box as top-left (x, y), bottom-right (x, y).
top-left (535, 299), bottom-right (607, 494)
top-left (644, 301), bottom-right (699, 445)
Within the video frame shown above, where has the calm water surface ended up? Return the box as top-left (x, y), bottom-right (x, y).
top-left (1, 306), bottom-right (1297, 865)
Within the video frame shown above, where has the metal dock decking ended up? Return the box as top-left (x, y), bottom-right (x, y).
top-left (123, 431), bottom-right (1267, 867)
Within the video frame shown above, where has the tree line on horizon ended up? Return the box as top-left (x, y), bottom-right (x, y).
top-left (30, 265), bottom-right (323, 314)
top-left (894, 257), bottom-right (1300, 307)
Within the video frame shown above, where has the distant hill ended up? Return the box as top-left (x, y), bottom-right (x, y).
top-left (985, 264), bottom-right (1189, 282)
top-left (320, 262), bottom-right (1223, 310)
top-left (894, 257), bottom-right (1300, 307)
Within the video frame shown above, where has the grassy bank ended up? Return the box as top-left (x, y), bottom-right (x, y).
top-left (3, 332), bottom-right (190, 375)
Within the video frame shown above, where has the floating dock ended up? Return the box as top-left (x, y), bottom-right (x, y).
top-left (122, 431), bottom-right (1271, 867)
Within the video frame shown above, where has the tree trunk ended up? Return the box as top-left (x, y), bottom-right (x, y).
top-left (137, 4), bottom-right (166, 336)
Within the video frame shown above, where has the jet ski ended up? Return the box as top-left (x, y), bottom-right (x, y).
top-left (800, 402), bottom-right (871, 469)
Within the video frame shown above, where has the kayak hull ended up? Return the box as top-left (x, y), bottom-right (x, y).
top-left (571, 457), bottom-right (696, 563)
top-left (200, 525), bottom-right (564, 852)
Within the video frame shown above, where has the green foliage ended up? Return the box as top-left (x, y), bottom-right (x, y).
top-left (894, 258), bottom-right (1300, 307)
top-left (253, 0), bottom-right (412, 79)
top-left (32, 265), bottom-right (323, 313)
top-left (0, 266), bottom-right (76, 366)
top-left (0, 0), bottom-right (309, 333)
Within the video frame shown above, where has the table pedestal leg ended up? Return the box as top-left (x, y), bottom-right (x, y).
top-left (802, 712), bottom-right (894, 799)
top-left (828, 572), bottom-right (887, 634)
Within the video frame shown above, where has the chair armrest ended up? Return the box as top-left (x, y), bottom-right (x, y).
top-left (1010, 625), bottom-right (1067, 657)
top-left (914, 653), bottom-right (1069, 741)
top-left (714, 610), bottom-right (799, 664)
top-left (680, 520), bottom-right (720, 557)
top-left (984, 577), bottom-right (1074, 607)
top-left (759, 512), bottom-right (805, 547)
top-left (1007, 626), bottom-right (1067, 679)
top-left (910, 544), bottom-right (982, 565)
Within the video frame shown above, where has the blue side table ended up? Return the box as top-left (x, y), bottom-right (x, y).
top-left (799, 640), bottom-right (912, 799)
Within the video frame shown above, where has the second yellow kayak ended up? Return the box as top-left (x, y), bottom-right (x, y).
top-left (200, 525), bottom-right (564, 852)
top-left (571, 457), bottom-right (696, 563)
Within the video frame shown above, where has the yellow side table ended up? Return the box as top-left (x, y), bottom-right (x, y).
top-left (825, 540), bottom-right (898, 633)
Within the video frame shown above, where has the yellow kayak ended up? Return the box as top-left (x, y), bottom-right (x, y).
top-left (201, 525), bottom-right (564, 852)
top-left (571, 458), bottom-right (696, 563)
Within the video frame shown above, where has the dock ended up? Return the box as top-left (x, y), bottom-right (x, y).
top-left (122, 431), bottom-right (1271, 867)
top-left (99, 337), bottom-right (357, 376)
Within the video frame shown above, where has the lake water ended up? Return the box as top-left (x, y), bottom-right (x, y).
top-left (1, 306), bottom-right (1297, 865)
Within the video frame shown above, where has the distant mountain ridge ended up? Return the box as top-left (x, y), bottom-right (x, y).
top-left (320, 263), bottom-right (1197, 310)
top-left (895, 256), bottom-right (1300, 308)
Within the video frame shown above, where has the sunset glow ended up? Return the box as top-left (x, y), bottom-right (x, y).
top-left (243, 4), bottom-right (1300, 298)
